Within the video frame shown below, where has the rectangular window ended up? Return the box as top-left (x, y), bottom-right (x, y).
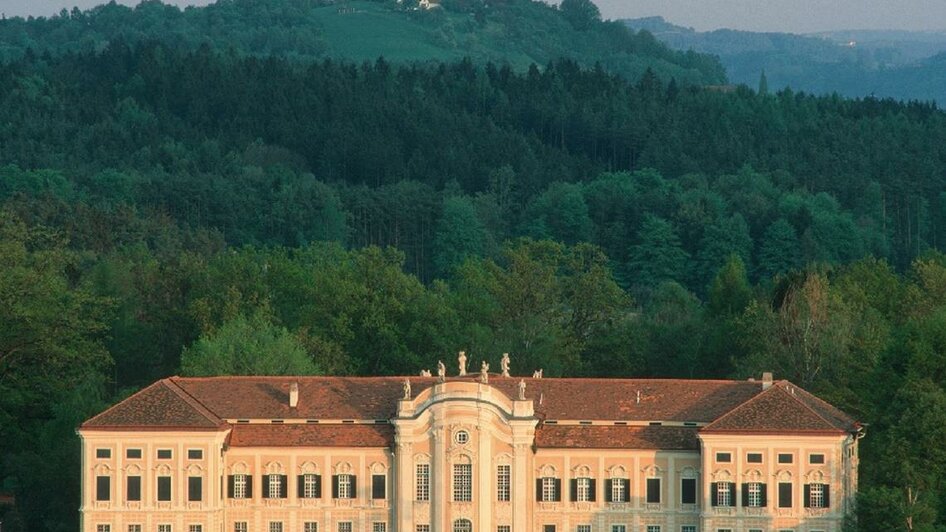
top-left (680, 478), bottom-right (696, 504)
top-left (234, 524), bottom-right (248, 532)
top-left (157, 449), bottom-right (172, 459)
top-left (338, 522), bottom-right (353, 532)
top-left (303, 474), bottom-right (320, 498)
top-left (646, 527), bottom-right (660, 532)
top-left (646, 478), bottom-right (661, 504)
top-left (610, 478), bottom-right (628, 503)
top-left (715, 482), bottom-right (733, 507)
top-left (810, 453), bottom-right (826, 464)
top-left (188, 476), bottom-right (202, 502)
top-left (681, 527), bottom-right (697, 532)
top-left (372, 474), bottom-right (386, 499)
top-left (497, 464), bottom-right (511, 501)
top-left (778, 482), bottom-right (793, 508)
top-left (305, 524), bottom-right (318, 532)
top-left (372, 523), bottom-right (386, 532)
top-left (127, 476), bottom-right (141, 502)
top-left (541, 477), bottom-right (557, 502)
top-left (543, 526), bottom-right (556, 532)
top-left (269, 523), bottom-right (283, 532)
top-left (96, 476), bottom-right (110, 501)
top-left (777, 453), bottom-right (793, 464)
top-left (233, 474), bottom-right (248, 498)
top-left (576, 477), bottom-right (592, 502)
top-left (337, 474), bottom-right (353, 499)
top-left (416, 526), bottom-right (430, 532)
top-left (747, 453), bottom-right (763, 463)
top-left (749, 529), bottom-right (764, 532)
top-left (416, 464), bottom-right (430, 501)
top-left (158, 526), bottom-right (172, 532)
top-left (189, 526), bottom-right (202, 532)
top-left (715, 452), bottom-right (731, 463)
top-left (188, 449), bottom-right (203, 460)
top-left (747, 482), bottom-right (764, 507)
top-left (158, 476), bottom-right (172, 501)
top-left (126, 448), bottom-right (142, 459)
top-left (612, 525), bottom-right (626, 532)
top-left (454, 463), bottom-right (472, 501)
top-left (267, 474), bottom-right (283, 499)
top-left (97, 526), bottom-right (111, 532)
top-left (499, 527), bottom-right (511, 532)
top-left (96, 448), bottom-right (111, 459)
top-left (576, 525), bottom-right (591, 532)
top-left (809, 483), bottom-right (826, 508)
top-left (128, 526), bottom-right (141, 532)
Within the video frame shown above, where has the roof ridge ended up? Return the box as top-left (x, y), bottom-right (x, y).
top-left (701, 381), bottom-right (767, 430)
top-left (80, 379), bottom-right (168, 428)
top-left (703, 381), bottom-right (838, 433)
top-left (165, 377), bottom-right (225, 426)
top-left (775, 381), bottom-right (853, 430)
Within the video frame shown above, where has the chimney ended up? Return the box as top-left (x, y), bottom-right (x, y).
top-left (762, 372), bottom-right (773, 390)
top-left (289, 382), bottom-right (299, 408)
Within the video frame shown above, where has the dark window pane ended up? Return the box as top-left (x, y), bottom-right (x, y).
top-left (95, 448), bottom-right (111, 459)
top-left (646, 478), bottom-right (661, 503)
top-left (157, 449), bottom-right (172, 459)
top-left (777, 453), bottom-right (793, 464)
top-left (127, 476), bottom-right (141, 501)
top-left (747, 453), bottom-right (763, 463)
top-left (158, 476), bottom-right (172, 501)
top-left (778, 482), bottom-right (792, 508)
top-left (809, 454), bottom-right (825, 464)
top-left (681, 478), bottom-right (696, 504)
top-left (126, 448), bottom-right (142, 459)
top-left (188, 449), bottom-right (203, 460)
top-left (188, 476), bottom-right (202, 501)
top-left (96, 476), bottom-right (110, 501)
top-left (715, 452), bottom-right (731, 463)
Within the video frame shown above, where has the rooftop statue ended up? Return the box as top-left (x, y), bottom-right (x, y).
top-left (518, 379), bottom-right (526, 400)
top-left (403, 379), bottom-right (411, 399)
top-left (480, 361), bottom-right (489, 383)
top-left (458, 351), bottom-right (467, 376)
top-left (501, 352), bottom-right (511, 377)
top-left (437, 360), bottom-right (446, 382)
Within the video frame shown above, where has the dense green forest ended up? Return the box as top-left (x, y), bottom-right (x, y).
top-left (625, 16), bottom-right (946, 104)
top-left (2, 1), bottom-right (946, 530)
top-left (0, 0), bottom-right (724, 84)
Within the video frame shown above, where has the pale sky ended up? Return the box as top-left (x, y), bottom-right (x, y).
top-left (2, 0), bottom-right (946, 34)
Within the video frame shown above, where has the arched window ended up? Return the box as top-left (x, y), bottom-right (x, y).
top-left (453, 519), bottom-right (472, 532)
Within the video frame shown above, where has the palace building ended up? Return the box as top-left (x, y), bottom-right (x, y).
top-left (79, 363), bottom-right (861, 532)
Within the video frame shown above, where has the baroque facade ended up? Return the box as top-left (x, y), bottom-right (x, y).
top-left (79, 370), bottom-right (861, 532)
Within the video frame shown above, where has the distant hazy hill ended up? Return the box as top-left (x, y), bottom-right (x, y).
top-left (0, 0), bottom-right (725, 85)
top-left (624, 16), bottom-right (946, 103)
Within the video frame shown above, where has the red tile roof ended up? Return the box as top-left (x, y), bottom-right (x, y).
top-left (82, 379), bottom-right (224, 430)
top-left (535, 425), bottom-right (700, 450)
top-left (228, 424), bottom-right (395, 447)
top-left (81, 376), bottom-right (858, 446)
top-left (702, 381), bottom-right (857, 435)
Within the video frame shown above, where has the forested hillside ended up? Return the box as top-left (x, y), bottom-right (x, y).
top-left (2, 2), bottom-right (946, 531)
top-left (625, 16), bottom-right (946, 104)
top-left (0, 0), bottom-right (724, 84)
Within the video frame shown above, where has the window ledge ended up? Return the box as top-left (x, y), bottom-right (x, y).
top-left (645, 503), bottom-right (661, 512)
top-left (539, 502), bottom-right (560, 511)
top-left (743, 507), bottom-right (766, 516)
top-left (607, 502), bottom-right (629, 511)
top-left (713, 506), bottom-right (735, 515)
